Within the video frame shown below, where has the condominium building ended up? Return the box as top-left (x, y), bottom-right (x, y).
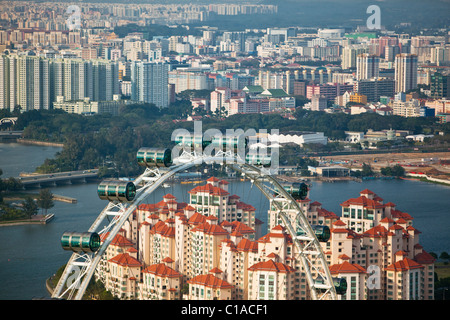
top-left (94, 179), bottom-right (434, 301)
top-left (394, 54), bottom-right (418, 93)
top-left (131, 61), bottom-right (169, 108)
top-left (0, 53), bottom-right (50, 111)
top-left (341, 45), bottom-right (369, 70)
top-left (356, 54), bottom-right (379, 80)
top-left (0, 54), bottom-right (120, 111)
top-left (168, 69), bottom-right (208, 93)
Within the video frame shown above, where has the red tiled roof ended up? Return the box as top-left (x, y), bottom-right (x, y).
top-left (363, 225), bottom-right (388, 238)
top-left (329, 261), bottom-right (366, 274)
top-left (236, 238), bottom-right (258, 252)
top-left (187, 274), bottom-right (233, 289)
top-left (108, 253), bottom-right (142, 268)
top-left (143, 263), bottom-right (181, 278)
top-left (109, 234), bottom-right (134, 247)
top-left (414, 250), bottom-right (436, 265)
top-left (317, 208), bottom-right (339, 219)
top-left (391, 209), bottom-right (413, 220)
top-left (231, 220), bottom-right (255, 234)
top-left (360, 189), bottom-right (375, 195)
top-left (386, 258), bottom-right (423, 271)
top-left (188, 211), bottom-right (207, 225)
top-left (189, 183), bottom-right (229, 196)
top-left (151, 220), bottom-right (175, 237)
top-left (340, 196), bottom-right (384, 209)
top-left (191, 222), bottom-right (229, 236)
top-left (248, 259), bottom-right (295, 273)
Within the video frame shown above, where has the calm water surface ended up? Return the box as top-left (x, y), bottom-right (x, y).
top-left (0, 143), bottom-right (449, 299)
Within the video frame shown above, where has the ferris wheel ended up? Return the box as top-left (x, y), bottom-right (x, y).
top-left (51, 133), bottom-right (346, 300)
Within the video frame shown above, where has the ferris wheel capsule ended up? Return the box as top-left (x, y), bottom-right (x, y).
top-left (281, 182), bottom-right (309, 200)
top-left (245, 153), bottom-right (272, 167)
top-left (97, 179), bottom-right (136, 202)
top-left (61, 232), bottom-right (101, 253)
top-left (297, 225), bottom-right (331, 242)
top-left (210, 135), bottom-right (248, 152)
top-left (174, 134), bottom-right (211, 150)
top-left (315, 276), bottom-right (347, 295)
top-left (137, 147), bottom-right (172, 167)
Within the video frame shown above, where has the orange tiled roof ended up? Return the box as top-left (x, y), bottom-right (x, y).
top-left (231, 220), bottom-right (255, 234)
top-left (391, 209), bottom-right (413, 220)
top-left (248, 259), bottom-right (295, 273)
top-left (143, 263), bottom-right (182, 278)
top-left (187, 274), bottom-right (233, 289)
top-left (236, 238), bottom-right (258, 252)
top-left (363, 225), bottom-right (389, 238)
top-left (329, 261), bottom-right (366, 274)
top-left (110, 234), bottom-right (134, 247)
top-left (189, 182), bottom-right (230, 196)
top-left (360, 189), bottom-right (375, 195)
top-left (386, 257), bottom-right (423, 272)
top-left (340, 196), bottom-right (384, 209)
top-left (108, 253), bottom-right (142, 268)
top-left (191, 222), bottom-right (229, 236)
top-left (188, 211), bottom-right (207, 225)
top-left (317, 208), bottom-right (339, 219)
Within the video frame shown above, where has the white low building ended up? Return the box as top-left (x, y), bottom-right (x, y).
top-left (269, 132), bottom-right (327, 146)
top-left (53, 95), bottom-right (142, 116)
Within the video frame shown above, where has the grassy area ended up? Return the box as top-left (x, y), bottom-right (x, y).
top-left (3, 191), bottom-right (39, 201)
top-left (435, 262), bottom-right (450, 280)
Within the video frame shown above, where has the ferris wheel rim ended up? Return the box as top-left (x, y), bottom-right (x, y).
top-left (52, 153), bottom-right (337, 300)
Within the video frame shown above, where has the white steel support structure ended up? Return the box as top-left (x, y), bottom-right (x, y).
top-left (52, 151), bottom-right (337, 300)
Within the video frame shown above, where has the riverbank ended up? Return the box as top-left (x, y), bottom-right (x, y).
top-left (0, 213), bottom-right (54, 227)
top-left (4, 192), bottom-right (77, 203)
top-left (17, 138), bottom-right (64, 148)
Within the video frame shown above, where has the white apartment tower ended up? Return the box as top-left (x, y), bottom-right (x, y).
top-left (131, 61), bottom-right (169, 108)
top-left (0, 54), bottom-right (50, 111)
top-left (394, 53), bottom-right (418, 93)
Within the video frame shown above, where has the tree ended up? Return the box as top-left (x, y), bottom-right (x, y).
top-left (440, 252), bottom-right (450, 261)
top-left (380, 164), bottom-right (405, 177)
top-left (391, 164), bottom-right (406, 177)
top-left (22, 196), bottom-right (38, 218)
top-left (37, 189), bottom-right (54, 214)
top-left (361, 163), bottom-right (374, 177)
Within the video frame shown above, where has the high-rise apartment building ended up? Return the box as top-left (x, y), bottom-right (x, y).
top-left (0, 54), bottom-right (50, 111)
top-left (394, 53), bottom-right (418, 93)
top-left (430, 72), bottom-right (450, 99)
top-left (341, 45), bottom-right (369, 70)
top-left (0, 54), bottom-right (120, 111)
top-left (131, 61), bottom-right (169, 108)
top-left (356, 53), bottom-right (379, 80)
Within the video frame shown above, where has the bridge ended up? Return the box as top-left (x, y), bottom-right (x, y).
top-left (0, 130), bottom-right (23, 142)
top-left (17, 169), bottom-right (99, 189)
